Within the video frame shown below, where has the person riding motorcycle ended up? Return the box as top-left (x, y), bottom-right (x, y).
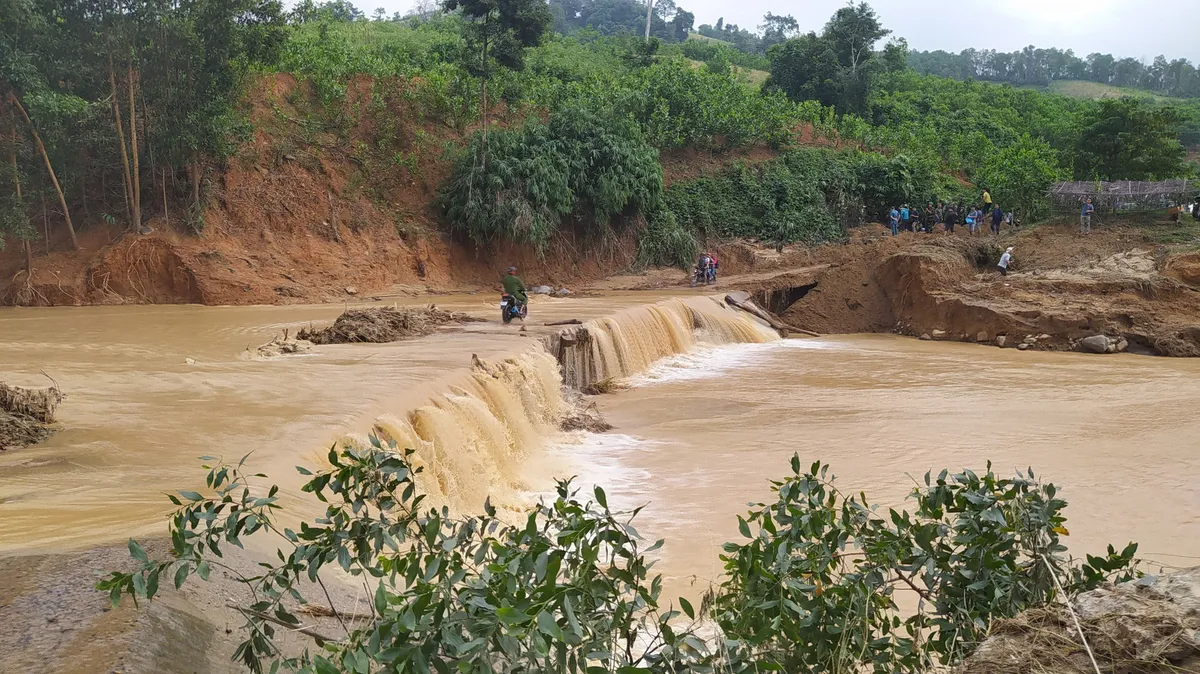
top-left (502, 266), bottom-right (528, 307)
top-left (693, 253), bottom-right (713, 286)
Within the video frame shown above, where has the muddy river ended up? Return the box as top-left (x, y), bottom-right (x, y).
top-left (3, 294), bottom-right (1200, 599)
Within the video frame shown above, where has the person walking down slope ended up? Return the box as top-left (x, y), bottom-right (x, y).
top-left (889, 207), bottom-right (900, 236)
top-left (997, 247), bottom-right (1014, 276)
top-left (991, 204), bottom-right (1004, 236)
top-left (1081, 198), bottom-right (1095, 235)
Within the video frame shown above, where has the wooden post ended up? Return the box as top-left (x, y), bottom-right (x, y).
top-left (7, 90), bottom-right (79, 250)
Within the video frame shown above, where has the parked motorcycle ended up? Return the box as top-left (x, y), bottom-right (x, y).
top-left (500, 293), bottom-right (527, 323)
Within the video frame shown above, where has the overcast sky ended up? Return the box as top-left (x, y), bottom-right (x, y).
top-left (345, 0), bottom-right (1199, 63)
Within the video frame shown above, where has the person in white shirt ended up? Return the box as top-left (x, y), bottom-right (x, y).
top-left (997, 247), bottom-right (1014, 276)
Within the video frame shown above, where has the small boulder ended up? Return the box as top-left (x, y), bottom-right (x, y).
top-left (1116, 337), bottom-right (1129, 353)
top-left (996, 335), bottom-right (1007, 347)
top-left (554, 288), bottom-right (573, 297)
top-left (1017, 343), bottom-right (1029, 351)
top-left (344, 286), bottom-right (358, 295)
top-left (931, 329), bottom-right (947, 339)
top-left (1079, 335), bottom-right (1112, 354)
top-left (919, 333), bottom-right (932, 341)
top-left (1023, 335), bottom-right (1038, 345)
top-left (976, 331), bottom-right (989, 343)
top-left (531, 285), bottom-right (553, 295)
top-left (184, 357), bottom-right (196, 365)
top-left (1038, 333), bottom-right (1051, 341)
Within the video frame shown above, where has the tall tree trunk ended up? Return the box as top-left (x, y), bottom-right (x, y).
top-left (109, 54), bottom-right (135, 225)
top-left (7, 90), bottom-right (79, 250)
top-left (190, 155), bottom-right (200, 210)
top-left (128, 59), bottom-right (142, 232)
top-left (161, 167), bottom-right (169, 228)
top-left (9, 108), bottom-right (32, 276)
top-left (643, 0), bottom-right (654, 42)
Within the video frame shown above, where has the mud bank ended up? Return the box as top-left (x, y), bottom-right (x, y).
top-left (960, 567), bottom-right (1200, 674)
top-left (759, 226), bottom-right (1200, 356)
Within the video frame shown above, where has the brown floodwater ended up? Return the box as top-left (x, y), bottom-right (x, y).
top-left (3, 296), bottom-right (1199, 606)
top-left (0, 293), bottom-right (684, 552)
top-left (554, 334), bottom-right (1200, 598)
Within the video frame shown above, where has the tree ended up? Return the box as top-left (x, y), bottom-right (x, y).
top-left (882, 37), bottom-right (909, 73)
top-left (1075, 97), bottom-right (1188, 180)
top-left (443, 0), bottom-right (550, 154)
top-left (822, 1), bottom-right (889, 113)
top-left (758, 12), bottom-right (797, 51)
top-left (977, 135), bottom-right (1063, 222)
top-left (765, 33), bottom-right (843, 110)
top-left (371, 6), bottom-right (386, 20)
top-left (667, 9), bottom-right (692, 41)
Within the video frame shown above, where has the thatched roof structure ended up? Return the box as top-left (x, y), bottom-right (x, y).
top-left (1048, 180), bottom-right (1197, 209)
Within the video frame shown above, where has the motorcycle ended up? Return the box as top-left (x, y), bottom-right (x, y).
top-left (500, 293), bottom-right (528, 323)
top-left (691, 265), bottom-right (717, 287)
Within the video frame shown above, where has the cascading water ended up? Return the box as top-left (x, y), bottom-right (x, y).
top-left (547, 296), bottom-right (779, 389)
top-left (353, 297), bottom-right (778, 511)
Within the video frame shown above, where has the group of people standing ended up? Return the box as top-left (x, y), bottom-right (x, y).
top-left (888, 190), bottom-right (1011, 237)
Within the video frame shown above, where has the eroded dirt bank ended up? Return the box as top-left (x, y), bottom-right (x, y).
top-left (743, 225), bottom-right (1200, 356)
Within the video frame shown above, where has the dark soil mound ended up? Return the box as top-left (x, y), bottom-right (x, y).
top-left (298, 305), bottom-right (483, 344)
top-left (0, 382), bottom-right (63, 451)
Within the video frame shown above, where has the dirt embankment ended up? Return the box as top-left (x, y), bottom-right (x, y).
top-left (749, 224), bottom-right (1200, 356)
top-left (0, 73), bottom-right (656, 307)
top-left (960, 567), bottom-right (1200, 674)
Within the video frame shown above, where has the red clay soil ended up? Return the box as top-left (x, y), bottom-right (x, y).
top-left (765, 224), bottom-right (1200, 356)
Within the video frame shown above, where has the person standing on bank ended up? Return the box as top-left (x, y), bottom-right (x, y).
top-left (991, 204), bottom-right (1003, 236)
top-left (1081, 198), bottom-right (1095, 234)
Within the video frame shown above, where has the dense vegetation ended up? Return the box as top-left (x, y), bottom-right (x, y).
top-left (101, 438), bottom-right (1140, 674)
top-left (909, 46), bottom-right (1200, 98)
top-left (1, 0), bottom-right (1196, 270)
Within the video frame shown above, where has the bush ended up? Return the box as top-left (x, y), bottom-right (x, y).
top-left (100, 441), bottom-right (1139, 674)
top-left (439, 106), bottom-right (661, 250)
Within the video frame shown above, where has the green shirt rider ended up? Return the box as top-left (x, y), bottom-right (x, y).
top-left (502, 266), bottom-right (528, 304)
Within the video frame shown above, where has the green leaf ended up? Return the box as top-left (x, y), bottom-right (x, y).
top-left (737, 516), bottom-right (751, 539)
top-left (679, 597), bottom-right (694, 620)
top-left (174, 564), bottom-right (189, 589)
top-left (128, 539), bottom-right (148, 563)
top-left (179, 491), bottom-right (203, 502)
top-left (496, 607), bottom-right (531, 625)
top-left (594, 486), bottom-right (608, 509)
top-left (196, 561), bottom-right (211, 581)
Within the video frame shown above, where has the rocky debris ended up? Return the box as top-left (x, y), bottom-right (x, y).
top-left (958, 567), bottom-right (1200, 674)
top-left (560, 392), bottom-right (613, 433)
top-left (996, 335), bottom-right (1008, 347)
top-left (931, 329), bottom-right (948, 339)
top-left (0, 381), bottom-right (64, 451)
top-left (344, 286), bottom-right (358, 295)
top-left (1017, 343), bottom-right (1029, 351)
top-left (185, 357), bottom-right (196, 365)
top-left (531, 285), bottom-right (553, 295)
top-left (1078, 334), bottom-right (1128, 354)
top-left (976, 331), bottom-right (989, 343)
top-left (554, 288), bottom-right (573, 297)
top-left (298, 305), bottom-right (484, 344)
top-left (249, 333), bottom-right (314, 359)
top-left (919, 333), bottom-right (932, 341)
top-left (581, 378), bottom-right (629, 396)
